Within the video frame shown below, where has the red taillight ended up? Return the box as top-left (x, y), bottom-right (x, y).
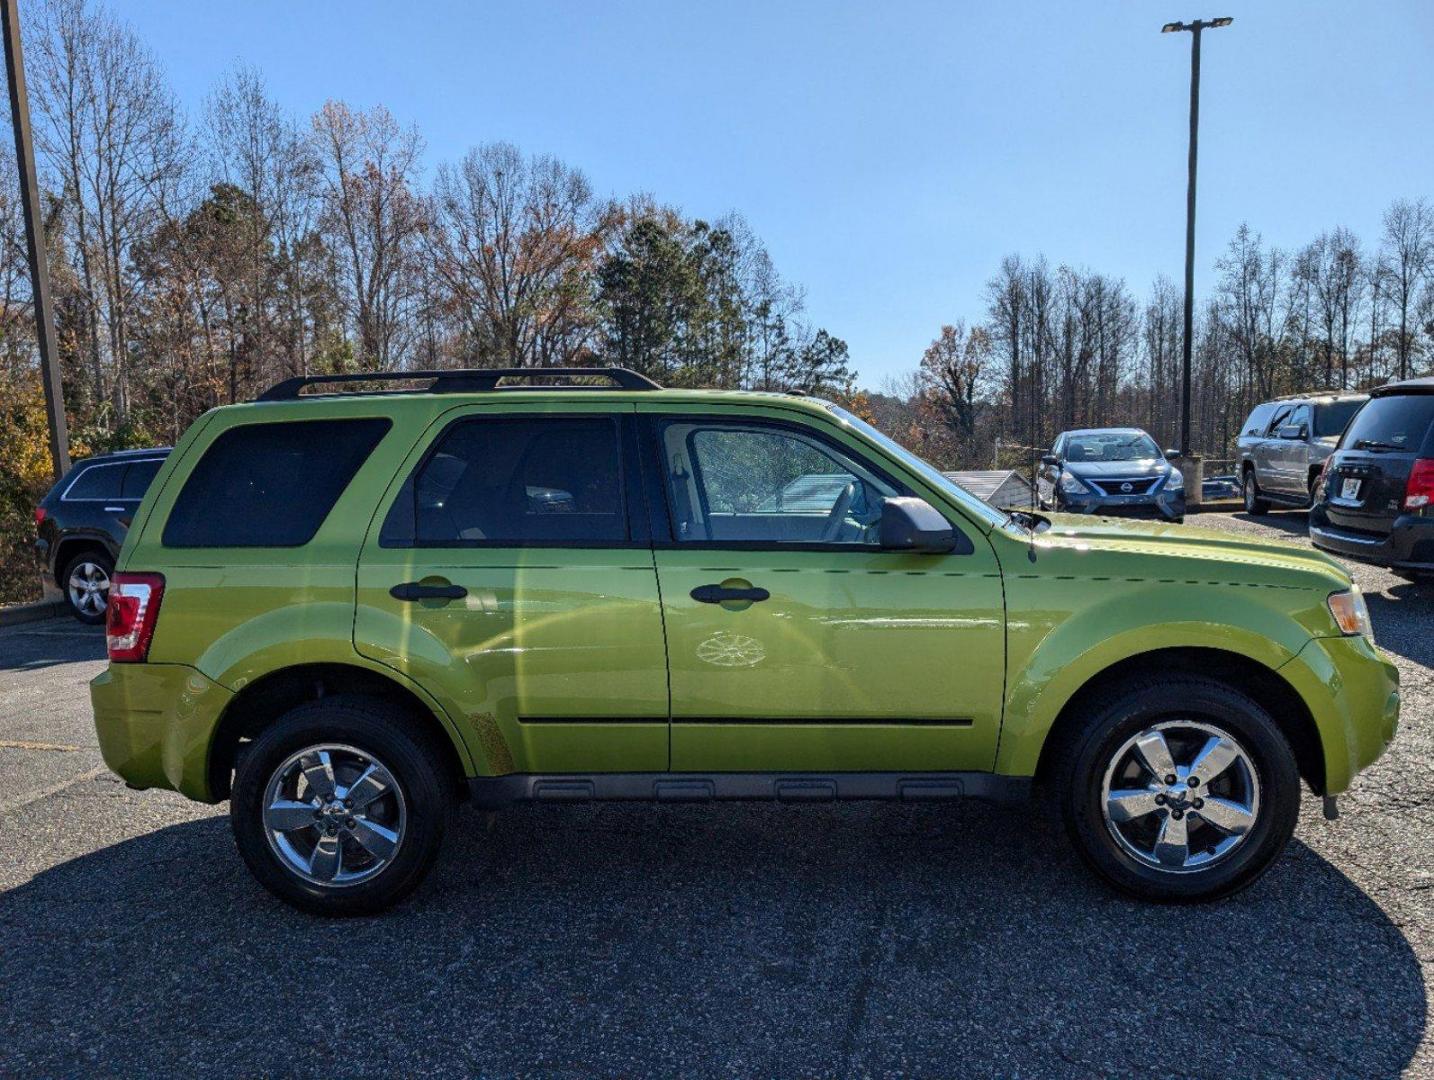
top-left (34, 506), bottom-right (46, 526)
top-left (106, 573), bottom-right (165, 662)
top-left (1405, 459), bottom-right (1434, 511)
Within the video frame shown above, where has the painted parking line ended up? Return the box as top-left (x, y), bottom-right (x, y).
top-left (0, 739), bottom-right (83, 752)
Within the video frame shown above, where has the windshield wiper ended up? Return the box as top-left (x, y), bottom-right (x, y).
top-left (1353, 438), bottom-right (1405, 452)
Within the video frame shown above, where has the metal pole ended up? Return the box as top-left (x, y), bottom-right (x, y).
top-left (1179, 25), bottom-right (1200, 458)
top-left (3, 0), bottom-right (68, 479)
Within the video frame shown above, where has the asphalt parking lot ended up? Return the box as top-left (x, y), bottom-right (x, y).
top-left (0, 510), bottom-right (1430, 1078)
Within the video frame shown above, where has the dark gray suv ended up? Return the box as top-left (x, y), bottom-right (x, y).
top-left (1237, 393), bottom-right (1366, 513)
top-left (34, 447), bottom-right (171, 622)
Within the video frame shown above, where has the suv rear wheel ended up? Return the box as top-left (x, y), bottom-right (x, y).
top-left (1054, 675), bottom-right (1300, 902)
top-left (231, 697), bottom-right (452, 915)
top-left (62, 550), bottom-right (113, 624)
top-left (1242, 470), bottom-right (1271, 515)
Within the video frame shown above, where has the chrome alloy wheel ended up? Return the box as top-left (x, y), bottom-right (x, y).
top-left (67, 560), bottom-right (110, 618)
top-left (262, 744), bottom-right (407, 887)
top-left (1100, 720), bottom-right (1261, 873)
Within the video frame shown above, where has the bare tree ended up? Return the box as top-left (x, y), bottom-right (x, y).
top-left (31, 0), bottom-right (188, 423)
top-left (427, 142), bottom-right (608, 368)
top-left (1381, 197), bottom-right (1431, 380)
top-left (311, 100), bottom-right (425, 369)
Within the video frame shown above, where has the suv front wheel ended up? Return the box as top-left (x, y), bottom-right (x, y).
top-left (231, 697), bottom-right (452, 915)
top-left (1242, 470), bottom-right (1271, 515)
top-left (1055, 675), bottom-right (1300, 902)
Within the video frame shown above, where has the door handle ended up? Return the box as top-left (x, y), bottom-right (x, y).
top-left (690, 584), bottom-right (770, 604)
top-left (390, 582), bottom-right (468, 601)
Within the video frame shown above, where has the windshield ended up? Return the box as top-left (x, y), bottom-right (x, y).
top-left (1064, 432), bottom-right (1160, 463)
top-left (1313, 399), bottom-right (1365, 438)
top-left (822, 403), bottom-right (1007, 529)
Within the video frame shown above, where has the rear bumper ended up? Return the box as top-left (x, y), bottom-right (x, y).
top-left (1309, 509), bottom-right (1434, 571)
top-left (90, 662), bottom-right (233, 802)
top-left (1278, 634), bottom-right (1400, 795)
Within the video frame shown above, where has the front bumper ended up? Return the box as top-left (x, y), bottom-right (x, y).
top-left (91, 662), bottom-right (234, 802)
top-left (1277, 634), bottom-right (1400, 795)
top-left (1056, 489), bottom-right (1186, 521)
top-left (1309, 508), bottom-right (1434, 573)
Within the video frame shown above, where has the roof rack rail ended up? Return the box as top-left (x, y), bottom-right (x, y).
top-left (256, 366), bottom-right (662, 402)
top-left (1268, 388), bottom-right (1360, 401)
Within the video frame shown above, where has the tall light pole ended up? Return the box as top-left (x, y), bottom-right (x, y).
top-left (1162, 16), bottom-right (1231, 458)
top-left (3, 0), bottom-right (68, 480)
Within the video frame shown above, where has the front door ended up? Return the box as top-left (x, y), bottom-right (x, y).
top-left (640, 406), bottom-right (1005, 774)
top-left (355, 405), bottom-right (670, 775)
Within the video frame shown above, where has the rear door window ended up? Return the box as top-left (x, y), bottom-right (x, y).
top-left (1242, 403), bottom-right (1275, 436)
top-left (163, 419), bottom-right (390, 547)
top-left (383, 416), bottom-right (628, 546)
top-left (64, 463), bottom-right (124, 501)
top-left (1341, 395), bottom-right (1434, 454)
top-left (120, 459), bottom-right (163, 499)
top-left (1314, 399), bottom-right (1366, 439)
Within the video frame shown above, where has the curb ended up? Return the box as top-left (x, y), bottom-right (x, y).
top-left (0, 599), bottom-right (68, 627)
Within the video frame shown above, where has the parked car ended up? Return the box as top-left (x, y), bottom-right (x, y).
top-left (34, 447), bottom-right (171, 623)
top-left (91, 368), bottom-right (1397, 914)
top-left (1237, 393), bottom-right (1367, 514)
top-left (1035, 427), bottom-right (1185, 522)
top-left (1309, 377), bottom-right (1434, 579)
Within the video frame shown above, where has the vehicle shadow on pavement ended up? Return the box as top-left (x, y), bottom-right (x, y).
top-left (1366, 588), bottom-right (1433, 667)
top-left (0, 799), bottom-right (1424, 1077)
top-left (1231, 510), bottom-right (1313, 539)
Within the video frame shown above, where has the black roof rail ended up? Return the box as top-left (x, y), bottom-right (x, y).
top-left (256, 366), bottom-right (662, 402)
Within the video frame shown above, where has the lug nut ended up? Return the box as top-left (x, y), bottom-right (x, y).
top-left (1154, 794), bottom-right (1166, 805)
top-left (1165, 775), bottom-right (1177, 785)
top-left (325, 824), bottom-right (338, 836)
top-left (1187, 777), bottom-right (1200, 788)
top-left (343, 799), bottom-right (353, 809)
top-left (1192, 798), bottom-right (1204, 809)
top-left (1171, 809), bottom-right (1184, 820)
top-left (345, 817), bottom-right (356, 829)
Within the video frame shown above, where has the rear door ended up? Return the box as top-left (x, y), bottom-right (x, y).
top-left (354, 403), bottom-right (671, 774)
top-left (639, 403), bottom-right (1004, 774)
top-left (1323, 393), bottom-right (1434, 534)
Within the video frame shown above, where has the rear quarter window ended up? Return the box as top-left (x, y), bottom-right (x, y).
top-left (63, 462), bottom-right (124, 500)
top-left (1340, 395), bottom-right (1434, 454)
top-left (1242, 403), bottom-right (1275, 436)
top-left (162, 418), bottom-right (390, 548)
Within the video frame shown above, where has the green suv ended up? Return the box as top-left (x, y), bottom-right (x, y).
top-left (91, 368), bottom-right (1400, 914)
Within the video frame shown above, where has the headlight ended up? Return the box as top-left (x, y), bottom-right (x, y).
top-left (1165, 467), bottom-right (1184, 491)
top-left (1059, 473), bottom-right (1090, 495)
top-left (1328, 588), bottom-right (1374, 643)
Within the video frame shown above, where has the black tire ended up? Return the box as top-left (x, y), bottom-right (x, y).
top-left (1243, 470), bottom-right (1271, 515)
top-left (61, 549), bottom-right (113, 624)
top-left (231, 696), bottom-right (453, 915)
top-left (1053, 675), bottom-right (1300, 903)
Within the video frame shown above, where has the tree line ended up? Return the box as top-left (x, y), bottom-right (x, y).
top-left (873, 204), bottom-right (1434, 472)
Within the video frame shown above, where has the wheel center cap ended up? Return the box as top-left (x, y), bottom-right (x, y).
top-left (1164, 786), bottom-right (1190, 808)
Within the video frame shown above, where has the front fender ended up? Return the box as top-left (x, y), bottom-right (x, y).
top-left (995, 575), bottom-right (1322, 777)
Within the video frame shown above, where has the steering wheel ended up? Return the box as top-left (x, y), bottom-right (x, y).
top-left (821, 481), bottom-right (857, 542)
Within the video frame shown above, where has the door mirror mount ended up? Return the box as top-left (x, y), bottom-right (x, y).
top-left (879, 497), bottom-right (957, 553)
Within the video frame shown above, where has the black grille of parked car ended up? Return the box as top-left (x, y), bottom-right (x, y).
top-left (1089, 477), bottom-right (1159, 496)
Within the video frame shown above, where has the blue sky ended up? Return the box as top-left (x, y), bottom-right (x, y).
top-left (105, 0), bottom-right (1434, 387)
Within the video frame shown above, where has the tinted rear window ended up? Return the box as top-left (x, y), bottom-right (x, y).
top-left (121, 459), bottom-right (164, 498)
top-left (1340, 395), bottom-right (1434, 454)
top-left (1313, 400), bottom-right (1365, 438)
top-left (163, 419), bottom-right (390, 547)
top-left (64, 462), bottom-right (123, 500)
top-left (381, 416), bottom-right (626, 546)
